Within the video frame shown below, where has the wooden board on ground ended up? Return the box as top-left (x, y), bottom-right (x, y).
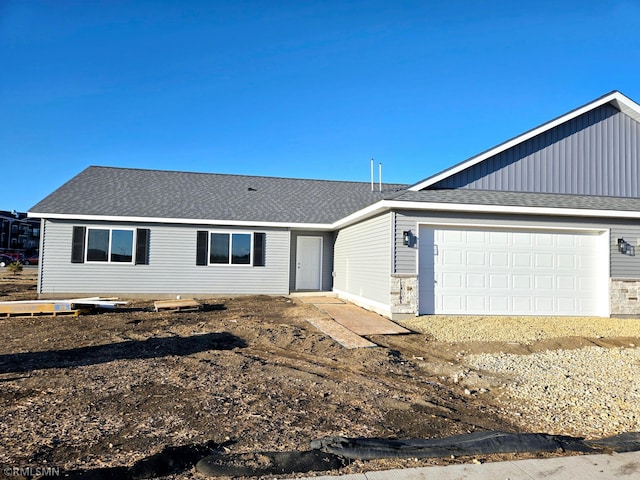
top-left (318, 304), bottom-right (411, 336)
top-left (0, 302), bottom-right (81, 318)
top-left (298, 296), bottom-right (345, 304)
top-left (154, 299), bottom-right (201, 312)
top-left (307, 317), bottom-right (377, 349)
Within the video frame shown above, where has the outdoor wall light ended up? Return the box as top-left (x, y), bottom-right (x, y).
top-left (618, 238), bottom-right (636, 256)
top-left (403, 230), bottom-right (412, 246)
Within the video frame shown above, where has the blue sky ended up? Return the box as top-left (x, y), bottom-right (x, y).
top-left (2, 0), bottom-right (640, 212)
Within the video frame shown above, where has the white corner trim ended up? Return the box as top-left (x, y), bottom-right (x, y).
top-left (409, 91), bottom-right (640, 191)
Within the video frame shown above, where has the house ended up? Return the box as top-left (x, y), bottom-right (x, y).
top-left (28, 90), bottom-right (640, 318)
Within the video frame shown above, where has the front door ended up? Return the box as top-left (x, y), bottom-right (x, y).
top-left (295, 236), bottom-right (323, 290)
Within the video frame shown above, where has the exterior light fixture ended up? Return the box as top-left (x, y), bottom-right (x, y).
top-left (618, 238), bottom-right (636, 256)
top-left (403, 230), bottom-right (412, 246)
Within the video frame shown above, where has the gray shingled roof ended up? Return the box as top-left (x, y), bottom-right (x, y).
top-left (29, 166), bottom-right (409, 224)
top-left (392, 189), bottom-right (640, 212)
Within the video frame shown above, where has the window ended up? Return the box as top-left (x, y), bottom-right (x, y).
top-left (71, 226), bottom-right (150, 264)
top-left (86, 228), bottom-right (133, 262)
top-left (210, 232), bottom-right (251, 265)
top-left (197, 231), bottom-right (266, 266)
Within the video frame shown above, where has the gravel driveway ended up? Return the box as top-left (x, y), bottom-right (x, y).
top-left (400, 315), bottom-right (640, 440)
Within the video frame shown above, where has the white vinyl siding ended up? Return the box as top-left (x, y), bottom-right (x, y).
top-left (333, 212), bottom-right (392, 306)
top-left (39, 220), bottom-right (290, 295)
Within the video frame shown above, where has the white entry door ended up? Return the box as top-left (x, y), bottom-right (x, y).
top-left (419, 226), bottom-right (607, 316)
top-left (295, 236), bottom-right (323, 290)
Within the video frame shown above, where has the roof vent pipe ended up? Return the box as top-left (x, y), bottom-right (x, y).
top-left (379, 162), bottom-right (382, 192)
top-left (370, 158), bottom-right (374, 192)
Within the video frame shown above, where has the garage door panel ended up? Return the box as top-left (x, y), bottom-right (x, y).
top-left (419, 227), bottom-right (606, 316)
top-left (489, 274), bottom-right (508, 288)
top-left (490, 252), bottom-right (509, 266)
top-left (557, 254), bottom-right (575, 269)
top-left (557, 276), bottom-right (575, 290)
top-left (467, 273), bottom-right (485, 288)
top-left (442, 272), bottom-right (463, 288)
top-left (534, 296), bottom-right (554, 312)
top-left (467, 296), bottom-right (487, 311)
top-left (466, 251), bottom-right (486, 266)
top-left (442, 250), bottom-right (463, 265)
top-left (513, 275), bottom-right (531, 289)
top-left (513, 296), bottom-right (532, 311)
top-left (535, 275), bottom-right (554, 289)
top-left (513, 253), bottom-right (532, 267)
top-left (490, 231), bottom-right (509, 244)
top-left (489, 296), bottom-right (509, 311)
top-left (535, 253), bottom-right (554, 268)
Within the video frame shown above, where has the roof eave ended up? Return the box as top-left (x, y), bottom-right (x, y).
top-left (30, 195), bottom-right (640, 233)
top-left (380, 199), bottom-right (640, 219)
top-left (27, 212), bottom-right (335, 230)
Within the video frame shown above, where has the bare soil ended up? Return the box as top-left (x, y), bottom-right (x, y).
top-left (1, 269), bottom-right (638, 479)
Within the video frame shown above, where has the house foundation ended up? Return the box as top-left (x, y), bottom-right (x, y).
top-left (610, 279), bottom-right (640, 316)
top-left (390, 274), bottom-right (418, 319)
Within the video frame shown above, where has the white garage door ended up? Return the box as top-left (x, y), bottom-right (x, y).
top-left (418, 227), bottom-right (608, 316)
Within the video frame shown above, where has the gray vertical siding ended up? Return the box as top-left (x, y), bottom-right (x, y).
top-left (333, 212), bottom-right (392, 305)
top-left (394, 210), bottom-right (640, 279)
top-left (39, 220), bottom-right (290, 295)
top-left (289, 230), bottom-right (335, 291)
top-left (431, 105), bottom-right (640, 197)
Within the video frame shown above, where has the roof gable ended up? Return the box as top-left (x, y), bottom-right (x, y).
top-left (410, 90), bottom-right (640, 196)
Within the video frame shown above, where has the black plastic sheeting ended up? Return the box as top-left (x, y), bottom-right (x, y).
top-left (59, 431), bottom-right (640, 478)
top-left (585, 432), bottom-right (640, 452)
top-left (195, 450), bottom-right (345, 477)
top-left (310, 431), bottom-right (640, 460)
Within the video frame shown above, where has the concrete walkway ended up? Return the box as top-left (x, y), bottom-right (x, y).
top-left (290, 451), bottom-right (640, 479)
top-left (301, 296), bottom-right (410, 348)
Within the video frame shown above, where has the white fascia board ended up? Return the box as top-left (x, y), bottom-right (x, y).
top-left (376, 200), bottom-right (640, 219)
top-left (331, 201), bottom-right (390, 229)
top-left (27, 212), bottom-right (333, 230)
top-left (409, 91), bottom-right (640, 192)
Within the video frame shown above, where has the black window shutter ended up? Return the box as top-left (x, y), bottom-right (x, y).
top-left (71, 226), bottom-right (86, 263)
top-left (135, 228), bottom-right (150, 265)
top-left (196, 231), bottom-right (208, 266)
top-left (253, 232), bottom-right (266, 267)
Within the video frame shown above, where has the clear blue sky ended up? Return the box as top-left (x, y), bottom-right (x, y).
top-left (2, 0), bottom-right (640, 212)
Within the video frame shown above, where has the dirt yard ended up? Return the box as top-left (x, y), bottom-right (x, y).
top-left (1, 268), bottom-right (640, 479)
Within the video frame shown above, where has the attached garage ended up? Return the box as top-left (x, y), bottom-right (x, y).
top-left (418, 226), bottom-right (609, 316)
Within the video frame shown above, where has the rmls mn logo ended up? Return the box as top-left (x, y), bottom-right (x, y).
top-left (4, 466), bottom-right (61, 477)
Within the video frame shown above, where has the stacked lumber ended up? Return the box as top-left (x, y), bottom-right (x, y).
top-left (0, 297), bottom-right (127, 318)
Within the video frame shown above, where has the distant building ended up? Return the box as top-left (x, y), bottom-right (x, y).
top-left (0, 210), bottom-right (40, 253)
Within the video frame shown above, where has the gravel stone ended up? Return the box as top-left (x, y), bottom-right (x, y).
top-left (465, 347), bottom-right (640, 439)
top-left (401, 316), bottom-right (640, 343)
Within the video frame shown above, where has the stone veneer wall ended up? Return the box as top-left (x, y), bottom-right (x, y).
top-left (610, 279), bottom-right (640, 316)
top-left (390, 274), bottom-right (417, 316)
